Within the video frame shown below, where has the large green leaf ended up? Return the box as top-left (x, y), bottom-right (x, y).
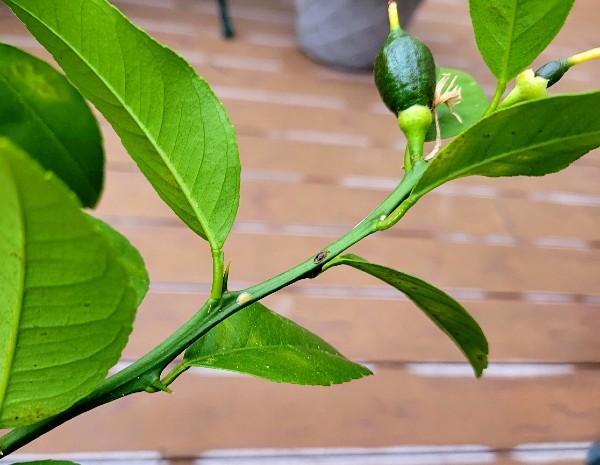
top-left (327, 255), bottom-right (488, 377)
top-left (414, 92), bottom-right (600, 200)
top-left (3, 0), bottom-right (241, 248)
top-left (469, 0), bottom-right (574, 83)
top-left (426, 66), bottom-right (488, 141)
top-left (0, 139), bottom-right (148, 428)
top-left (184, 302), bottom-right (372, 386)
top-left (0, 43), bottom-right (103, 208)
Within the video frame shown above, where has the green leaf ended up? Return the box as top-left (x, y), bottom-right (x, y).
top-left (327, 254), bottom-right (488, 377)
top-left (414, 92), bottom-right (600, 200)
top-left (426, 66), bottom-right (488, 141)
top-left (3, 0), bottom-right (241, 248)
top-left (0, 43), bottom-right (103, 208)
top-left (184, 302), bottom-right (372, 386)
top-left (0, 139), bottom-right (148, 428)
top-left (469, 0), bottom-right (574, 83)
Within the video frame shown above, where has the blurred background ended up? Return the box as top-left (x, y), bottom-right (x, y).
top-left (1, 0), bottom-right (599, 464)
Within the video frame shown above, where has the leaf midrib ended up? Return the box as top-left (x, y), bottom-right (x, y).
top-left (187, 344), bottom-right (344, 364)
top-left (0, 161), bottom-right (26, 412)
top-left (416, 128), bottom-right (600, 197)
top-left (0, 72), bottom-right (97, 203)
top-left (499, 0), bottom-right (519, 82)
top-left (8, 1), bottom-right (217, 247)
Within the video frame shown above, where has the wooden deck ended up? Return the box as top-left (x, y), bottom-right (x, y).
top-left (1, 0), bottom-right (599, 463)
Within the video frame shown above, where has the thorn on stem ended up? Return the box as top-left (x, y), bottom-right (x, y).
top-left (145, 380), bottom-right (172, 394)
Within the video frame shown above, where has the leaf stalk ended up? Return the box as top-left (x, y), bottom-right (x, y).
top-left (485, 81), bottom-right (507, 116)
top-left (210, 249), bottom-right (225, 301)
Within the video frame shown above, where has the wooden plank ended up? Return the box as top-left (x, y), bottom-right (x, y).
top-left (101, 223), bottom-right (600, 295)
top-left (103, 129), bottom-right (600, 197)
top-left (189, 447), bottom-right (590, 465)
top-left (96, 172), bottom-right (512, 236)
top-left (0, 449), bottom-right (587, 465)
top-left (95, 170), bottom-right (600, 243)
top-left (223, 100), bottom-right (404, 149)
top-left (499, 200), bottom-right (600, 243)
top-left (504, 453), bottom-right (582, 465)
top-left (124, 292), bottom-right (600, 363)
top-left (190, 459), bottom-right (583, 465)
top-left (191, 455), bottom-right (586, 465)
top-left (193, 446), bottom-right (592, 465)
top-left (14, 367), bottom-right (600, 454)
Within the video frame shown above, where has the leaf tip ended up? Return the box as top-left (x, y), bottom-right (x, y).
top-left (472, 352), bottom-right (489, 378)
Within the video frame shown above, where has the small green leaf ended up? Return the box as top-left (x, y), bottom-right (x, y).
top-left (184, 302), bottom-right (372, 386)
top-left (469, 0), bottom-right (574, 83)
top-left (0, 139), bottom-right (148, 428)
top-left (3, 0), bottom-right (241, 248)
top-left (327, 254), bottom-right (488, 377)
top-left (414, 92), bottom-right (600, 200)
top-left (426, 66), bottom-right (488, 141)
top-left (0, 43), bottom-right (103, 207)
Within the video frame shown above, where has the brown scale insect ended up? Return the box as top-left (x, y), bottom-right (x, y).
top-left (313, 250), bottom-right (330, 264)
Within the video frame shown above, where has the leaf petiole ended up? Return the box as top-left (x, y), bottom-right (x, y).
top-left (376, 160), bottom-right (428, 231)
top-left (210, 249), bottom-right (225, 301)
top-left (160, 362), bottom-right (190, 388)
top-left (484, 80), bottom-right (507, 116)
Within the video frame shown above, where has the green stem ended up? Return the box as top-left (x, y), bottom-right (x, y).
top-left (0, 298), bottom-right (215, 458)
top-left (403, 146), bottom-right (412, 172)
top-left (161, 362), bottom-right (190, 387)
top-left (376, 160), bottom-right (427, 230)
top-left (210, 249), bottom-right (224, 301)
top-left (0, 166), bottom-right (426, 458)
top-left (484, 81), bottom-right (507, 116)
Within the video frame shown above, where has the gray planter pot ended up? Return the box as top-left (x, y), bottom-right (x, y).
top-left (589, 443), bottom-right (600, 465)
top-left (295, 0), bottom-right (423, 70)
